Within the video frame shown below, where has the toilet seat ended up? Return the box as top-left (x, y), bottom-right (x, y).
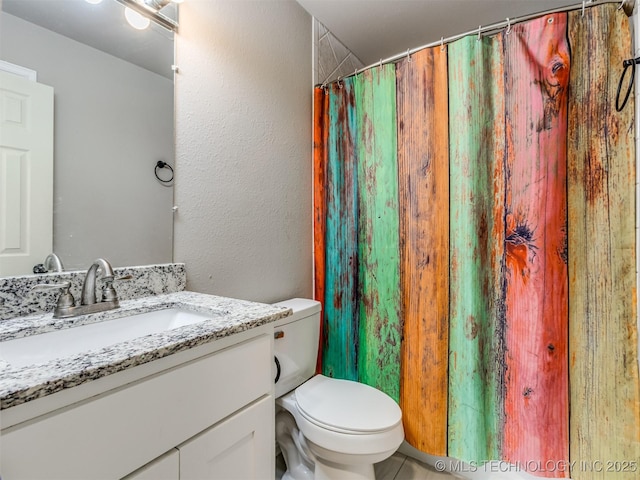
top-left (295, 375), bottom-right (402, 434)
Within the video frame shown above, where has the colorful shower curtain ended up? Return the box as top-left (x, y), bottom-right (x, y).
top-left (313, 4), bottom-right (639, 479)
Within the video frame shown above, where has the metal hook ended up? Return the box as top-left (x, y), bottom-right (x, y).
top-left (354, 68), bottom-right (358, 78)
top-left (477, 25), bottom-right (482, 41)
top-left (440, 37), bottom-right (445, 51)
top-left (406, 48), bottom-right (411, 62)
top-left (582, 1), bottom-right (586, 17)
top-left (379, 59), bottom-right (383, 69)
top-left (337, 76), bottom-right (343, 88)
top-left (505, 18), bottom-right (511, 35)
top-left (618, 0), bottom-right (626, 10)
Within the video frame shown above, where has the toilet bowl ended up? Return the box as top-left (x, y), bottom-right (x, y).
top-left (273, 299), bottom-right (404, 480)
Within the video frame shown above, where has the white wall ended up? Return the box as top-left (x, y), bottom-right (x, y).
top-left (0, 12), bottom-right (174, 272)
top-left (174, 0), bottom-right (313, 303)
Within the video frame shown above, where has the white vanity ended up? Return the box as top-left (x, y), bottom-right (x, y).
top-left (0, 290), bottom-right (291, 479)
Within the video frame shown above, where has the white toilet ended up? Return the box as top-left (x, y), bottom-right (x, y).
top-left (273, 298), bottom-right (404, 480)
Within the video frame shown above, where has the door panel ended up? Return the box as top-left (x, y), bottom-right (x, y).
top-left (179, 396), bottom-right (274, 480)
top-left (0, 71), bottom-right (53, 276)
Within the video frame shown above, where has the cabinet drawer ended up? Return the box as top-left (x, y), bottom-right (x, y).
top-left (1, 333), bottom-right (271, 479)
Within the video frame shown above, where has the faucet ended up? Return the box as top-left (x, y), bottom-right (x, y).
top-left (33, 258), bottom-right (127, 318)
top-left (44, 253), bottom-right (64, 273)
top-left (80, 258), bottom-right (116, 305)
top-left (33, 253), bottom-right (65, 274)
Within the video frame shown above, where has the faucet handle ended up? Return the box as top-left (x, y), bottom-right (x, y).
top-left (32, 282), bottom-right (76, 311)
top-left (32, 281), bottom-right (71, 292)
top-left (100, 275), bottom-right (131, 303)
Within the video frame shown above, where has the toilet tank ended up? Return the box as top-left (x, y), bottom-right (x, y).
top-left (272, 298), bottom-right (321, 397)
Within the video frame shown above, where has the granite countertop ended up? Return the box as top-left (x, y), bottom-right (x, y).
top-left (0, 291), bottom-right (291, 410)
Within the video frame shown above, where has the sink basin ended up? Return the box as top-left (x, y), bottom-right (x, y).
top-left (0, 308), bottom-right (217, 368)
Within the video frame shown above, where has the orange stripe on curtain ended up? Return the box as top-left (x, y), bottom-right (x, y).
top-left (396, 46), bottom-right (449, 456)
top-left (313, 86), bottom-right (328, 373)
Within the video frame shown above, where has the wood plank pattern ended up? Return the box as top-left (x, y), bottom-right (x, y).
top-left (502, 13), bottom-right (570, 475)
top-left (322, 79), bottom-right (359, 381)
top-left (396, 47), bottom-right (449, 455)
top-left (567, 5), bottom-right (640, 479)
top-left (447, 35), bottom-right (506, 463)
top-left (313, 86), bottom-right (328, 373)
top-left (355, 66), bottom-right (402, 401)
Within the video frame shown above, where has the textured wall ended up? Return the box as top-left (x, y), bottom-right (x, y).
top-left (174, 0), bottom-right (313, 303)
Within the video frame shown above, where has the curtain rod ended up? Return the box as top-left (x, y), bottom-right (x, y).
top-left (324, 0), bottom-right (635, 86)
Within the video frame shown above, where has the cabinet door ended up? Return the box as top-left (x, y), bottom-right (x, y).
top-left (121, 449), bottom-right (179, 480)
top-left (179, 396), bottom-right (274, 480)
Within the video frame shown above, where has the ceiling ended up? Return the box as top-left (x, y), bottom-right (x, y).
top-left (2, 0), bottom-right (174, 78)
top-left (296, 0), bottom-right (582, 65)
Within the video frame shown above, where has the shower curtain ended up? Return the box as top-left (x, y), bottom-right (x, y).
top-left (313, 4), bottom-right (639, 479)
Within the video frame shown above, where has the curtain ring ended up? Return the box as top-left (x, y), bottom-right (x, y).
top-left (337, 76), bottom-right (343, 88)
top-left (379, 59), bottom-right (383, 69)
top-left (618, 0), bottom-right (626, 10)
top-left (582, 1), bottom-right (586, 17)
top-left (406, 48), bottom-right (411, 62)
top-left (505, 18), bottom-right (511, 35)
top-left (440, 37), bottom-right (445, 51)
top-left (477, 25), bottom-right (482, 41)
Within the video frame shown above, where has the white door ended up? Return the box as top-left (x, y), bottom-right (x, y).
top-left (0, 70), bottom-right (54, 276)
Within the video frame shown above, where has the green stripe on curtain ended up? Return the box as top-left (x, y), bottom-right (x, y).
top-left (323, 79), bottom-right (359, 381)
top-left (447, 34), bottom-right (506, 463)
top-left (355, 66), bottom-right (402, 401)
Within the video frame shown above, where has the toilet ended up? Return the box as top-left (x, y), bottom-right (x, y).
top-left (273, 298), bottom-right (404, 480)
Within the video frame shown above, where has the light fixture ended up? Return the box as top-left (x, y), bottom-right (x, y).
top-left (116, 0), bottom-right (179, 32)
top-left (125, 6), bottom-right (151, 29)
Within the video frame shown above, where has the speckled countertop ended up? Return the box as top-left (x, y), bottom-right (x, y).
top-left (0, 291), bottom-right (291, 410)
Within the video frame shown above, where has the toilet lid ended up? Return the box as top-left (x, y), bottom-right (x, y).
top-left (295, 375), bottom-right (402, 433)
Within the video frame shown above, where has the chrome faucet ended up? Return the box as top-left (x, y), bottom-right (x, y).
top-left (33, 258), bottom-right (128, 318)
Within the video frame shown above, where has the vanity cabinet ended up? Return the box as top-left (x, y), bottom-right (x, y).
top-left (1, 330), bottom-right (275, 480)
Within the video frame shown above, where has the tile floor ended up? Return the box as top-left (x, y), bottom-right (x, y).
top-left (376, 452), bottom-right (457, 480)
top-left (276, 451), bottom-right (457, 480)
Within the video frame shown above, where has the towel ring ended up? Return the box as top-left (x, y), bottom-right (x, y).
top-left (155, 161), bottom-right (174, 183)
